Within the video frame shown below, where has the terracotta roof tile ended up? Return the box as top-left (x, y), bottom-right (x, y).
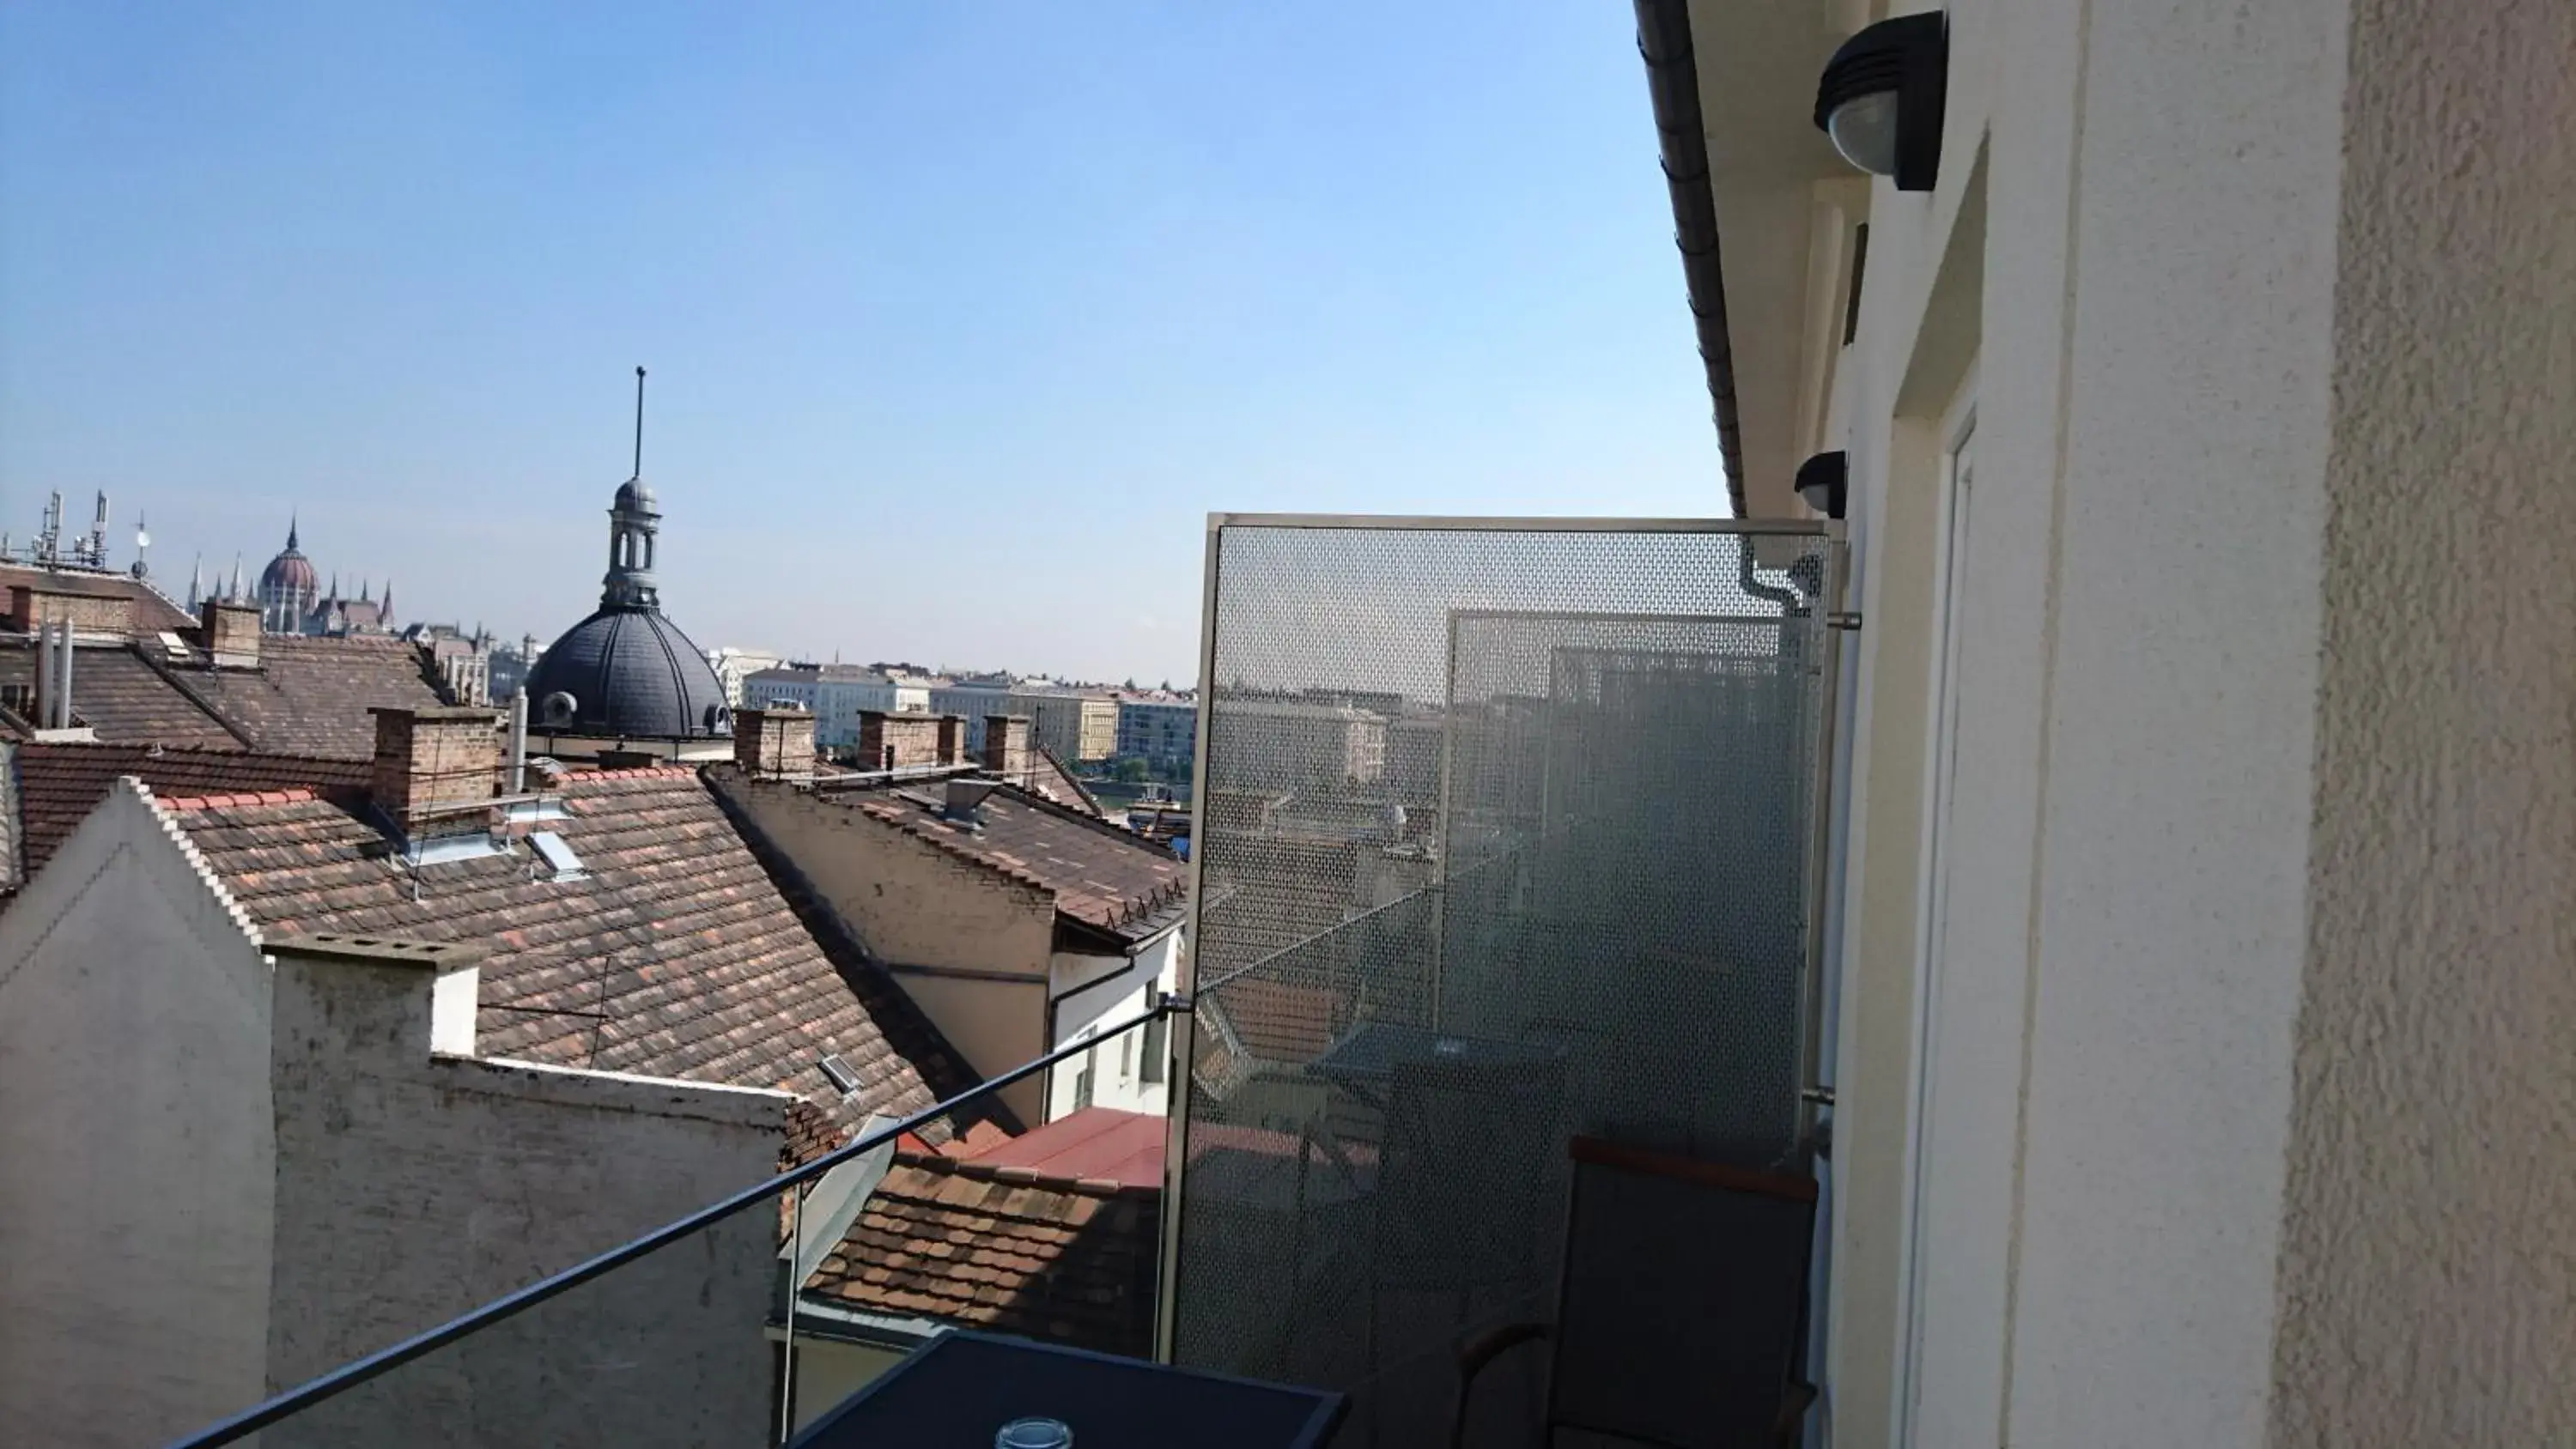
top-left (3, 742), bottom-right (368, 888)
top-left (172, 770), bottom-right (994, 1158)
top-left (167, 634), bottom-right (447, 758)
top-left (0, 644), bottom-right (243, 749)
top-left (833, 784), bottom-right (1186, 944)
top-left (804, 1151), bottom-right (1159, 1355)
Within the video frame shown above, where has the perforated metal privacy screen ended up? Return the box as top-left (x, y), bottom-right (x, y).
top-left (1168, 518), bottom-right (1835, 1445)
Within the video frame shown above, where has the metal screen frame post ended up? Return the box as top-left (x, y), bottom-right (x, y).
top-left (1152, 512), bottom-right (1228, 1365)
top-left (1794, 524), bottom-right (1851, 1158)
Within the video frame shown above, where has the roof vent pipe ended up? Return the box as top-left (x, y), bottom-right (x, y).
top-left (57, 619), bottom-right (74, 728)
top-left (508, 688), bottom-right (529, 794)
top-left (943, 778), bottom-right (999, 827)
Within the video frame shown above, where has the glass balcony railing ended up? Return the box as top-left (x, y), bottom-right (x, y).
top-left (169, 1006), bottom-right (1176, 1449)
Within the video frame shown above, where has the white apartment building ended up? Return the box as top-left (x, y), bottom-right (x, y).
top-left (1643, 0), bottom-right (2575, 1442)
top-left (702, 646), bottom-right (785, 707)
top-left (744, 664), bottom-right (931, 749)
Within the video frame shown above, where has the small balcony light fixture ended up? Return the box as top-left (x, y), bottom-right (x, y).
top-left (1813, 12), bottom-right (1948, 191)
top-left (1795, 451), bottom-right (1850, 520)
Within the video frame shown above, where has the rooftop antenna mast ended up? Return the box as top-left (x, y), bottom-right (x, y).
top-left (632, 365), bottom-right (647, 479)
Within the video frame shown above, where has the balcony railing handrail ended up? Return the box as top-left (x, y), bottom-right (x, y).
top-left (167, 999), bottom-right (1182, 1449)
top-left (1193, 841), bottom-right (1523, 998)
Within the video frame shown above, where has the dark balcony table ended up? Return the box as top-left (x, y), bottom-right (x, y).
top-left (788, 1330), bottom-right (1347, 1449)
top-left (1307, 1021), bottom-right (1567, 1105)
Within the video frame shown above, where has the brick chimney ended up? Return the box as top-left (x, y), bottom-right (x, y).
top-left (14, 583), bottom-right (133, 640)
top-left (933, 713), bottom-right (966, 767)
top-left (200, 599), bottom-right (262, 670)
top-left (858, 711), bottom-right (943, 771)
top-left (983, 715), bottom-right (1033, 780)
top-left (369, 706), bottom-right (502, 833)
top-left (734, 705), bottom-right (817, 779)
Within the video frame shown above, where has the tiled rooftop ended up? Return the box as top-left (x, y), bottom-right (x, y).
top-left (0, 645), bottom-right (242, 749)
top-left (804, 1150), bottom-right (1159, 1356)
top-left (167, 767), bottom-right (993, 1155)
top-left (3, 742), bottom-right (368, 888)
top-left (167, 634), bottom-right (447, 757)
top-left (0, 634), bottom-right (452, 759)
top-left (848, 785), bottom-right (1187, 944)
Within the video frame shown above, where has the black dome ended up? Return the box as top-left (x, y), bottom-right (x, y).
top-left (526, 607), bottom-right (731, 740)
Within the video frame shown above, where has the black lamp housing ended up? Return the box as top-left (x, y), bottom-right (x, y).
top-left (1814, 12), bottom-right (1948, 192)
top-left (1795, 452), bottom-right (1850, 520)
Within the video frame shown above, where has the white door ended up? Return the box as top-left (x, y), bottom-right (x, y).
top-left (1898, 409), bottom-right (2017, 1446)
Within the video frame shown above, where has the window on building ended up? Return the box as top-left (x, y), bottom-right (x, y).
top-left (1121, 1028), bottom-right (1134, 1080)
top-left (1141, 1012), bottom-right (1169, 1085)
top-left (1073, 1047), bottom-right (1096, 1112)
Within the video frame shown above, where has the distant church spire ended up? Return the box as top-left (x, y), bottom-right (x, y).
top-left (228, 554), bottom-right (245, 602)
top-left (601, 366), bottom-right (662, 610)
top-left (189, 553), bottom-right (204, 610)
top-left (286, 512), bottom-right (300, 552)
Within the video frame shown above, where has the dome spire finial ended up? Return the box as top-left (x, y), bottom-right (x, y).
top-left (287, 512), bottom-right (299, 552)
top-left (602, 367), bottom-right (662, 611)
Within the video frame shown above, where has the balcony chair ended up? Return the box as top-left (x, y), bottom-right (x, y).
top-left (1449, 1137), bottom-right (1817, 1449)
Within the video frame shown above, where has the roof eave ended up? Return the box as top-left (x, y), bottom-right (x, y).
top-left (1635, 0), bottom-right (1852, 520)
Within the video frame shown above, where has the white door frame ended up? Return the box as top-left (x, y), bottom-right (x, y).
top-left (1891, 379), bottom-right (1978, 1447)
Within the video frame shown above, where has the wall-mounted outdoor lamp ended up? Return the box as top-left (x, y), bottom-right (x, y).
top-left (1813, 12), bottom-right (1947, 191)
top-left (1795, 451), bottom-right (1849, 520)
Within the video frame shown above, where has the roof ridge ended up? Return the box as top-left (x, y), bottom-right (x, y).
top-left (126, 640), bottom-right (260, 749)
top-left (157, 787), bottom-right (319, 813)
top-left (890, 1147), bottom-right (1156, 1200)
top-left (561, 765), bottom-right (700, 783)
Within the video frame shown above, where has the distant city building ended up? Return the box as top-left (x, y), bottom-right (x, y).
top-left (1115, 694), bottom-right (1197, 775)
top-left (1206, 699), bottom-right (1388, 790)
top-left (927, 676), bottom-right (1014, 753)
top-left (404, 622), bottom-right (497, 706)
top-left (488, 633), bottom-right (543, 703)
top-left (744, 664), bottom-right (931, 749)
top-left (248, 518), bottom-right (398, 636)
top-left (1007, 687), bottom-right (1119, 763)
top-left (704, 646), bottom-right (785, 707)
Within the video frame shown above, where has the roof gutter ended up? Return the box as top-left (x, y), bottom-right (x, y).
top-left (1635, 0), bottom-right (1747, 518)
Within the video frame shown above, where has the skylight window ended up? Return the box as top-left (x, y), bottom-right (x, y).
top-left (819, 1054), bottom-right (862, 1095)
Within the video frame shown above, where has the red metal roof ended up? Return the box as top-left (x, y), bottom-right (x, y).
top-left (966, 1106), bottom-right (1165, 1189)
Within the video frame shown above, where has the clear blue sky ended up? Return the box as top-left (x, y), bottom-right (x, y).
top-left (0, 2), bottom-right (1725, 686)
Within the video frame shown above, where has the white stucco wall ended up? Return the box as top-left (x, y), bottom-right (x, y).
top-left (260, 943), bottom-right (791, 1448)
top-left (2268, 0), bottom-right (2576, 1439)
top-left (1771, 0), bottom-right (2573, 1445)
top-left (1046, 928), bottom-right (1181, 1119)
top-left (0, 783), bottom-right (278, 1449)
